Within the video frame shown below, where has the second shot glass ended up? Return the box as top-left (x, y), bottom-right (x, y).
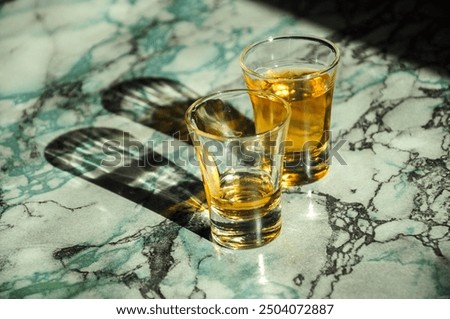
top-left (240, 35), bottom-right (340, 187)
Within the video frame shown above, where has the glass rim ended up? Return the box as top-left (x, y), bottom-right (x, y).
top-left (239, 34), bottom-right (340, 81)
top-left (185, 89), bottom-right (291, 142)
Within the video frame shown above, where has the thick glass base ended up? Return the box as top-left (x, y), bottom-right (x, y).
top-left (282, 164), bottom-right (329, 187)
top-left (210, 210), bottom-right (281, 250)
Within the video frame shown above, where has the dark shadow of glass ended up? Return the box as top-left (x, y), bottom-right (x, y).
top-left (101, 78), bottom-right (197, 143)
top-left (46, 78), bottom-right (262, 242)
top-left (44, 127), bottom-right (210, 240)
top-left (100, 77), bottom-right (256, 143)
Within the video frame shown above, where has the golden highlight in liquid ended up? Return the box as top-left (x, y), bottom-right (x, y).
top-left (209, 170), bottom-right (281, 249)
top-left (244, 68), bottom-right (334, 186)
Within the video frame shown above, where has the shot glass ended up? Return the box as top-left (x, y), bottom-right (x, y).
top-left (185, 89), bottom-right (291, 249)
top-left (240, 35), bottom-right (340, 187)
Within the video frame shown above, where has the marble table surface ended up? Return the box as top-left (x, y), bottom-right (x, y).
top-left (0, 0), bottom-right (449, 299)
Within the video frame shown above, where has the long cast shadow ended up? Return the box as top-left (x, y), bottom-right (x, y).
top-left (46, 78), bottom-right (258, 241)
top-left (101, 78), bottom-right (197, 143)
top-left (44, 127), bottom-right (210, 239)
top-left (100, 77), bottom-right (256, 143)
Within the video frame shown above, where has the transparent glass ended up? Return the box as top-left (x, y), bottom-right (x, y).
top-left (185, 89), bottom-right (291, 249)
top-left (240, 35), bottom-right (340, 187)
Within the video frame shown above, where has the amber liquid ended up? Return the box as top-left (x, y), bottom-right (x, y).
top-left (244, 68), bottom-right (334, 186)
top-left (209, 170), bottom-right (281, 249)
